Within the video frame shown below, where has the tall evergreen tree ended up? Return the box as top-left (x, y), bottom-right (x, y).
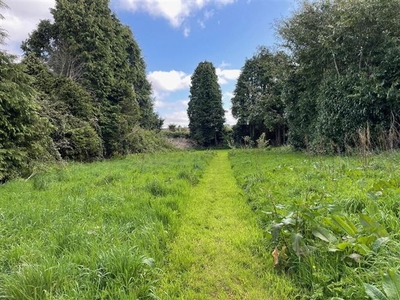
top-left (188, 61), bottom-right (225, 146)
top-left (22, 0), bottom-right (161, 156)
top-left (232, 47), bottom-right (288, 145)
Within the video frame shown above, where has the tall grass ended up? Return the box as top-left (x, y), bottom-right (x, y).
top-left (229, 149), bottom-right (400, 299)
top-left (0, 151), bottom-right (213, 299)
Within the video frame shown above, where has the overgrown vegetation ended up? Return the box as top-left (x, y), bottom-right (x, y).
top-left (0, 0), bottom-right (167, 181)
top-left (0, 151), bottom-right (213, 298)
top-left (232, 0), bottom-right (400, 153)
top-left (229, 149), bottom-right (400, 299)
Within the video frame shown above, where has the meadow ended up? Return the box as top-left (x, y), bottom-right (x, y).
top-left (1, 148), bottom-right (400, 299)
top-left (229, 148), bottom-right (400, 299)
top-left (0, 151), bottom-right (214, 299)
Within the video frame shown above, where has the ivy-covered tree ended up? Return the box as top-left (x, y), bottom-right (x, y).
top-left (278, 0), bottom-right (400, 152)
top-left (22, 0), bottom-right (162, 156)
top-left (232, 47), bottom-right (288, 145)
top-left (188, 61), bottom-right (225, 146)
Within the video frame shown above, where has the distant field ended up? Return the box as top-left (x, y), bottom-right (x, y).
top-left (0, 151), bottom-right (213, 299)
top-left (229, 149), bottom-right (400, 299)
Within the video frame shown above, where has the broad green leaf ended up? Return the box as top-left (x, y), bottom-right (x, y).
top-left (331, 215), bottom-right (357, 237)
top-left (372, 237), bottom-right (390, 252)
top-left (382, 269), bottom-right (400, 300)
top-left (354, 243), bottom-right (371, 255)
top-left (271, 223), bottom-right (283, 243)
top-left (292, 233), bottom-right (303, 257)
top-left (364, 283), bottom-right (388, 300)
top-left (357, 235), bottom-right (376, 247)
top-left (336, 242), bottom-right (351, 250)
top-left (312, 226), bottom-right (338, 243)
top-left (359, 214), bottom-right (388, 237)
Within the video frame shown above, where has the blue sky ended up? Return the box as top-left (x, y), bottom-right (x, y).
top-left (1, 0), bottom-right (297, 126)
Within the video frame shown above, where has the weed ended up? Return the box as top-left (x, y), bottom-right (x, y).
top-left (229, 149), bottom-right (400, 299)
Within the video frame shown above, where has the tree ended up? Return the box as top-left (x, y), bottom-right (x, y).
top-left (188, 61), bottom-right (225, 146)
top-left (232, 47), bottom-right (289, 146)
top-left (22, 0), bottom-right (162, 156)
top-left (0, 52), bottom-right (55, 181)
top-left (278, 0), bottom-right (400, 152)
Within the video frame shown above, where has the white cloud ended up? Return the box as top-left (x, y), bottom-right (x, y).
top-left (148, 70), bottom-right (191, 94)
top-left (183, 26), bottom-right (191, 37)
top-left (216, 68), bottom-right (241, 84)
top-left (164, 110), bottom-right (189, 127)
top-left (148, 67), bottom-right (239, 103)
top-left (222, 91), bottom-right (234, 105)
top-left (225, 109), bottom-right (236, 125)
top-left (1, 0), bottom-right (55, 55)
top-left (115, 0), bottom-right (235, 30)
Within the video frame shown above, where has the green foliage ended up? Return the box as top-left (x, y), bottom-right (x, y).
top-left (22, 0), bottom-right (162, 158)
top-left (23, 54), bottom-right (102, 161)
top-left (123, 126), bottom-right (174, 154)
top-left (278, 0), bottom-right (400, 152)
top-left (229, 149), bottom-right (400, 299)
top-left (232, 47), bottom-right (288, 146)
top-left (0, 52), bottom-right (55, 181)
top-left (365, 270), bottom-right (400, 300)
top-left (188, 61), bottom-right (225, 146)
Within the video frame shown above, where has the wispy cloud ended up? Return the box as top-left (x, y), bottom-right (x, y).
top-left (1, 0), bottom-right (55, 55)
top-left (114, 0), bottom-right (236, 32)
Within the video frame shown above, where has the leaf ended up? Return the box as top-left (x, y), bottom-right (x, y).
top-left (282, 216), bottom-right (296, 225)
top-left (272, 247), bottom-right (279, 266)
top-left (359, 214), bottom-right (389, 237)
top-left (142, 257), bottom-right (155, 267)
top-left (271, 222), bottom-right (283, 243)
top-left (330, 215), bottom-right (358, 237)
top-left (364, 283), bottom-right (388, 300)
top-left (354, 243), bottom-right (371, 255)
top-left (312, 226), bottom-right (338, 243)
top-left (336, 241), bottom-right (351, 250)
top-left (372, 237), bottom-right (390, 252)
top-left (292, 233), bottom-right (303, 257)
top-left (382, 269), bottom-right (400, 300)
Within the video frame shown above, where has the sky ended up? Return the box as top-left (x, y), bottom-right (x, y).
top-left (1, 0), bottom-right (297, 127)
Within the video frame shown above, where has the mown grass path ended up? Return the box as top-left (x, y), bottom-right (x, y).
top-left (159, 150), bottom-right (295, 299)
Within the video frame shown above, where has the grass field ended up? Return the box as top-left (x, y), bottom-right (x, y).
top-left (0, 151), bottom-right (213, 299)
top-left (229, 148), bottom-right (400, 299)
top-left (1, 148), bottom-right (400, 299)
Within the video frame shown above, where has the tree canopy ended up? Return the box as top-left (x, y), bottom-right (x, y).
top-left (188, 61), bottom-right (225, 146)
top-left (232, 47), bottom-right (288, 146)
top-left (0, 0), bottom-right (168, 181)
top-left (278, 0), bottom-right (400, 152)
top-left (22, 0), bottom-right (163, 157)
top-left (231, 0), bottom-right (400, 152)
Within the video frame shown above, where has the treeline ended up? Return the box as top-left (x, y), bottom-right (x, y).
top-left (0, 0), bottom-right (167, 181)
top-left (232, 0), bottom-right (400, 153)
